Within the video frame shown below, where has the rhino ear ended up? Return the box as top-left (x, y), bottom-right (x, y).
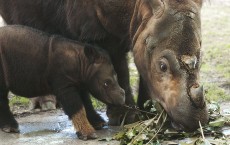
top-left (193, 0), bottom-right (203, 6)
top-left (84, 44), bottom-right (101, 63)
top-left (148, 0), bottom-right (164, 15)
top-left (149, 0), bottom-right (163, 8)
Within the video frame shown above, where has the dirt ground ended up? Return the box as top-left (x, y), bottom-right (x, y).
top-left (200, 0), bottom-right (230, 100)
top-left (0, 110), bottom-right (120, 145)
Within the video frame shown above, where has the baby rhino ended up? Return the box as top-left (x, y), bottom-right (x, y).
top-left (0, 25), bottom-right (125, 140)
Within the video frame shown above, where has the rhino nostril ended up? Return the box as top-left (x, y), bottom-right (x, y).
top-left (120, 89), bottom-right (125, 96)
top-left (190, 85), bottom-right (205, 108)
top-left (192, 83), bottom-right (200, 88)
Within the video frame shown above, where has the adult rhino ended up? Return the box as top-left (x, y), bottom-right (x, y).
top-left (0, 0), bottom-right (208, 131)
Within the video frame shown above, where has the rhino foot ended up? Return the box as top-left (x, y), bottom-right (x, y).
top-left (76, 132), bottom-right (98, 140)
top-left (41, 101), bottom-right (56, 111)
top-left (0, 114), bottom-right (19, 133)
top-left (92, 121), bottom-right (107, 130)
top-left (1, 126), bottom-right (19, 133)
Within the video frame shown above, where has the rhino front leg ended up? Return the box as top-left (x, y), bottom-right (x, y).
top-left (72, 107), bottom-right (98, 140)
top-left (80, 90), bottom-right (106, 130)
top-left (0, 89), bottom-right (19, 133)
top-left (137, 76), bottom-right (151, 110)
top-left (54, 87), bottom-right (97, 140)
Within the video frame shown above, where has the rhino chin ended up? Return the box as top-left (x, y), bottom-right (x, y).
top-left (171, 121), bottom-right (184, 132)
top-left (169, 103), bottom-right (209, 132)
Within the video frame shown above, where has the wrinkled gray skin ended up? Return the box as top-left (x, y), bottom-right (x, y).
top-left (132, 0), bottom-right (208, 131)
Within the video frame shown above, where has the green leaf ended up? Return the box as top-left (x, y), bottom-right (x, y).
top-left (135, 134), bottom-right (148, 141)
top-left (144, 100), bottom-right (152, 108)
top-left (208, 101), bottom-right (220, 114)
top-left (113, 131), bottom-right (126, 140)
top-left (150, 107), bottom-right (157, 112)
top-left (98, 137), bottom-right (113, 141)
top-left (113, 101), bottom-right (229, 145)
top-left (126, 129), bottom-right (136, 139)
top-left (124, 121), bottom-right (141, 129)
top-left (209, 117), bottom-right (226, 127)
top-left (194, 138), bottom-right (211, 145)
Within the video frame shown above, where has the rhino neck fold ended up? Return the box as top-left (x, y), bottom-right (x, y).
top-left (77, 50), bottom-right (96, 86)
top-left (50, 37), bottom-right (92, 88)
top-left (45, 36), bottom-right (56, 74)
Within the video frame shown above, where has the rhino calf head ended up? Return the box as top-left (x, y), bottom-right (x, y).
top-left (83, 45), bottom-right (125, 106)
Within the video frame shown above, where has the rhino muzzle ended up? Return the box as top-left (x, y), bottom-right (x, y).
top-left (189, 84), bottom-right (205, 109)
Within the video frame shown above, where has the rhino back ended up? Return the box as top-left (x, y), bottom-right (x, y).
top-left (0, 25), bottom-right (51, 96)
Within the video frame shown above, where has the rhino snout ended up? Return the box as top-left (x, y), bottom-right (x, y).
top-left (167, 84), bottom-right (208, 132)
top-left (120, 88), bottom-right (125, 98)
top-left (113, 88), bottom-right (125, 106)
top-left (190, 84), bottom-right (205, 108)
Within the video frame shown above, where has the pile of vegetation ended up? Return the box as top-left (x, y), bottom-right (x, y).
top-left (113, 100), bottom-right (230, 145)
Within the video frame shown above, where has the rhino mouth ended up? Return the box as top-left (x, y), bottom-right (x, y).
top-left (171, 121), bottom-right (185, 132)
top-left (165, 109), bottom-right (186, 131)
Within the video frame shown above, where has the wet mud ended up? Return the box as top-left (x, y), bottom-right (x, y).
top-left (0, 110), bottom-right (120, 145)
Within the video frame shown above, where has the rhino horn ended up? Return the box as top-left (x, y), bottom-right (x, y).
top-left (181, 55), bottom-right (197, 69)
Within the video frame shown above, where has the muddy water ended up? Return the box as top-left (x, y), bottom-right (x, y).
top-left (0, 110), bottom-right (120, 145)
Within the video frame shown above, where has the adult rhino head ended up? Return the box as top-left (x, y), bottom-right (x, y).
top-left (131, 0), bottom-right (208, 131)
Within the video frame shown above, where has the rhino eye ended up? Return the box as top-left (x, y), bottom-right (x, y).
top-left (160, 62), bottom-right (167, 72)
top-left (104, 82), bottom-right (108, 87)
top-left (104, 79), bottom-right (112, 87)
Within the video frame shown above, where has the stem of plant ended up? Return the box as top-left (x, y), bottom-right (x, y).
top-left (124, 105), bottom-right (156, 115)
top-left (199, 121), bottom-right (205, 140)
top-left (129, 116), bottom-right (157, 144)
top-left (146, 111), bottom-right (167, 145)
